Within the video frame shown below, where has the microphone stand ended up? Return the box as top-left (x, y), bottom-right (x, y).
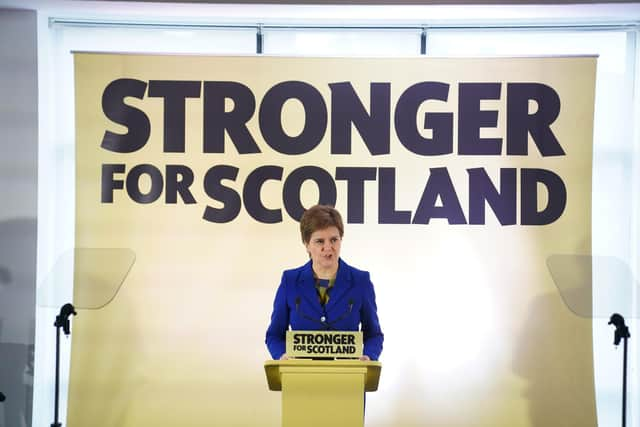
top-left (52, 303), bottom-right (76, 427)
top-left (608, 313), bottom-right (631, 427)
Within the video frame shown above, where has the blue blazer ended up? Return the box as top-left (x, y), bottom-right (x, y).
top-left (265, 258), bottom-right (384, 360)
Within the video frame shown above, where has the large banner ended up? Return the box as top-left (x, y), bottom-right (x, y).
top-left (72, 53), bottom-right (596, 427)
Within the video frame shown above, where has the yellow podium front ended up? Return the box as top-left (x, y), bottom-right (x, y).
top-left (265, 359), bottom-right (382, 427)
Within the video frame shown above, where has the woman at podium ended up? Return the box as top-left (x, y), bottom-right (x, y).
top-left (265, 204), bottom-right (384, 361)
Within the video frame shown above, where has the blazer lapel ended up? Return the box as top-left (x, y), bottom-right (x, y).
top-left (296, 261), bottom-right (323, 315)
top-left (325, 258), bottom-right (353, 314)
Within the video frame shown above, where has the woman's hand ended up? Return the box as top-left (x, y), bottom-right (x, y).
top-left (279, 354), bottom-right (289, 360)
top-left (359, 355), bottom-right (370, 361)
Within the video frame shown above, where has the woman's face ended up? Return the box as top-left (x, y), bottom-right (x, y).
top-left (305, 226), bottom-right (342, 273)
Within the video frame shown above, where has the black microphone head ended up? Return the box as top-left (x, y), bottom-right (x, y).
top-left (0, 392), bottom-right (5, 402)
top-left (61, 303), bottom-right (77, 317)
top-left (608, 313), bottom-right (625, 328)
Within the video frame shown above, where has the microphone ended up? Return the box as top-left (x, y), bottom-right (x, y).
top-left (54, 303), bottom-right (77, 336)
top-left (0, 392), bottom-right (5, 402)
top-left (608, 313), bottom-right (630, 346)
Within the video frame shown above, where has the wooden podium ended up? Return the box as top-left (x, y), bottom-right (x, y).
top-left (264, 359), bottom-right (381, 427)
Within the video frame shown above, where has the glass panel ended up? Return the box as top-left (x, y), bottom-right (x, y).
top-left (263, 28), bottom-right (421, 56)
top-left (56, 25), bottom-right (256, 55)
top-left (547, 254), bottom-right (640, 318)
top-left (37, 248), bottom-right (135, 310)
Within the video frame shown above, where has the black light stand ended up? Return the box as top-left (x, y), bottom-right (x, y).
top-left (608, 313), bottom-right (631, 427)
top-left (52, 303), bottom-right (76, 427)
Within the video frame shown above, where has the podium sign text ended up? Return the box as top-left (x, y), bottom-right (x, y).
top-left (286, 331), bottom-right (363, 359)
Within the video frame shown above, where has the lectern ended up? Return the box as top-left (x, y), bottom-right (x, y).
top-left (264, 359), bottom-right (381, 427)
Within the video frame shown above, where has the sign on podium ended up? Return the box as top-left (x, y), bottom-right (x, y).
top-left (286, 330), bottom-right (363, 359)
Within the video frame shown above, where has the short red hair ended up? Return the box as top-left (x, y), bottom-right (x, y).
top-left (299, 205), bottom-right (344, 244)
